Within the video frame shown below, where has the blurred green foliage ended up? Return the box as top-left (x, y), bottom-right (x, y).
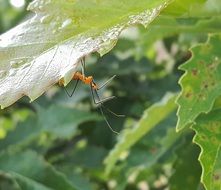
top-left (0, 0), bottom-right (209, 189)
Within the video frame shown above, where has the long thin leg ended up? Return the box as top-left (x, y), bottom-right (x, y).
top-left (98, 106), bottom-right (119, 135)
top-left (90, 85), bottom-right (119, 134)
top-left (100, 104), bottom-right (125, 117)
top-left (90, 84), bottom-right (116, 104)
top-left (93, 89), bottom-right (125, 118)
top-left (81, 58), bottom-right (86, 77)
top-left (64, 79), bottom-right (79, 97)
top-left (97, 75), bottom-right (116, 90)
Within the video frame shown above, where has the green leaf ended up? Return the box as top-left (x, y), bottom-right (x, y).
top-left (36, 105), bottom-right (99, 138)
top-left (192, 109), bottom-right (221, 190)
top-left (176, 34), bottom-right (221, 131)
top-left (126, 112), bottom-right (181, 169)
top-left (122, 113), bottom-right (182, 187)
top-left (137, 0), bottom-right (221, 58)
top-left (138, 16), bottom-right (221, 52)
top-left (54, 145), bottom-right (108, 190)
top-left (11, 173), bottom-right (52, 190)
top-left (164, 0), bottom-right (221, 17)
top-left (0, 105), bottom-right (99, 150)
top-left (0, 0), bottom-right (171, 108)
top-left (0, 172), bottom-right (21, 190)
top-left (54, 168), bottom-right (93, 190)
top-left (0, 150), bottom-right (77, 190)
top-left (60, 145), bottom-right (108, 169)
top-left (104, 93), bottom-right (177, 175)
top-left (169, 134), bottom-right (201, 190)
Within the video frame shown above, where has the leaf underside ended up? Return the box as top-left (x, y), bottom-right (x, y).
top-left (0, 0), bottom-right (170, 108)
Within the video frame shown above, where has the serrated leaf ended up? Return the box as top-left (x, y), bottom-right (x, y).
top-left (176, 34), bottom-right (221, 131)
top-left (192, 109), bottom-right (221, 190)
top-left (104, 93), bottom-right (177, 175)
top-left (0, 0), bottom-right (171, 108)
top-left (0, 150), bottom-right (77, 190)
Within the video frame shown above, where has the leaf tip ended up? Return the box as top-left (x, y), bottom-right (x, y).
top-left (0, 105), bottom-right (5, 109)
top-left (175, 120), bottom-right (183, 132)
top-left (29, 98), bottom-right (35, 103)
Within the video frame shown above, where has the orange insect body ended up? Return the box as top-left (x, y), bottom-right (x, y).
top-left (59, 71), bottom-right (98, 90)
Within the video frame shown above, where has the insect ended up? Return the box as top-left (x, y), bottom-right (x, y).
top-left (58, 58), bottom-right (124, 134)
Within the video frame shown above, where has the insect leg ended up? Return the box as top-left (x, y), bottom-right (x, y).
top-left (98, 106), bottom-right (119, 135)
top-left (64, 79), bottom-right (79, 97)
top-left (97, 75), bottom-right (116, 90)
top-left (90, 84), bottom-right (119, 134)
top-left (101, 104), bottom-right (125, 117)
top-left (81, 57), bottom-right (86, 77)
top-left (93, 88), bottom-right (125, 117)
top-left (90, 84), bottom-right (116, 104)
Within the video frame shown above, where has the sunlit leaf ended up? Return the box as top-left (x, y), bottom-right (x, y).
top-left (0, 0), bottom-right (171, 108)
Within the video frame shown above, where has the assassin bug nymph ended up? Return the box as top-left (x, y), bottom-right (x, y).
top-left (58, 58), bottom-right (124, 134)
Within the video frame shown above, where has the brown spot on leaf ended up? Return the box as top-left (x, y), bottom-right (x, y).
top-left (211, 81), bottom-right (216, 86)
top-left (213, 173), bottom-right (221, 181)
top-left (199, 60), bottom-right (205, 65)
top-left (198, 93), bottom-right (206, 100)
top-left (185, 92), bottom-right (193, 98)
top-left (201, 44), bottom-right (212, 54)
top-left (211, 137), bottom-right (219, 145)
top-left (191, 68), bottom-right (198, 76)
top-left (201, 135), bottom-right (208, 141)
top-left (204, 84), bottom-right (208, 89)
top-left (150, 147), bottom-right (157, 154)
top-left (202, 81), bottom-right (209, 89)
top-left (208, 62), bottom-right (219, 71)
